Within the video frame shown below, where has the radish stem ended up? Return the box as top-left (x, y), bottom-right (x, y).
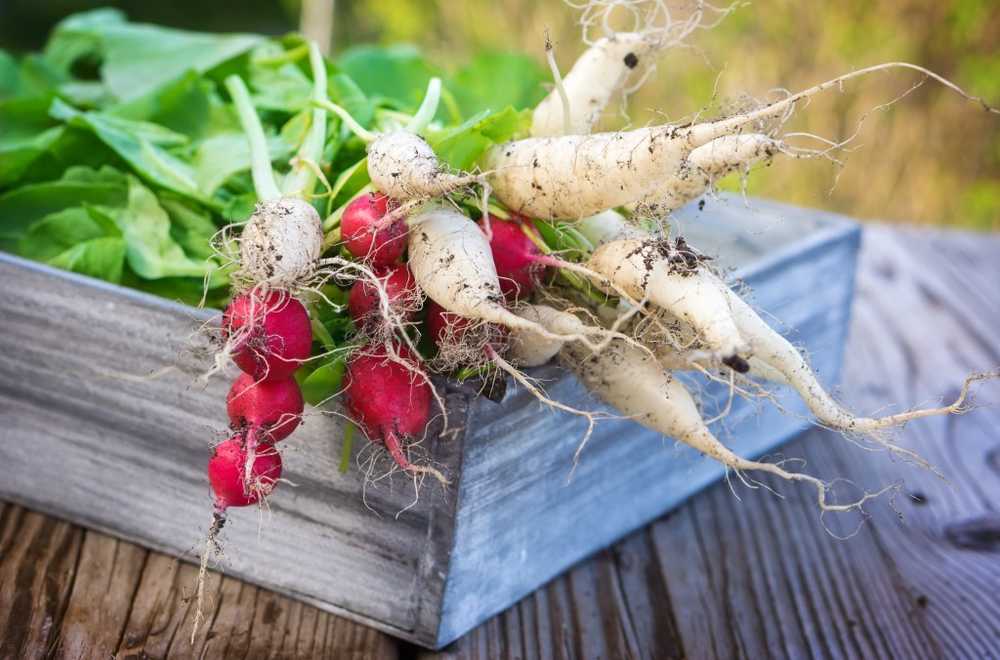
top-left (225, 75), bottom-right (281, 202)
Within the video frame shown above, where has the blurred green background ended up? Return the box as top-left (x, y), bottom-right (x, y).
top-left (2, 0), bottom-right (997, 230)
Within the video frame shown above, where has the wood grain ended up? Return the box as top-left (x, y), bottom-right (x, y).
top-left (0, 502), bottom-right (398, 659)
top-left (421, 225), bottom-right (1000, 660)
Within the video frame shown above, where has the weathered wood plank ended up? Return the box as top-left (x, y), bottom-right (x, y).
top-left (0, 254), bottom-right (463, 646)
top-left (0, 504), bottom-right (83, 660)
top-left (422, 225), bottom-right (1000, 659)
top-left (0, 503), bottom-right (399, 659)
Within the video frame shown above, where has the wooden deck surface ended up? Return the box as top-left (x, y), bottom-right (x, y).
top-left (2, 225), bottom-right (999, 659)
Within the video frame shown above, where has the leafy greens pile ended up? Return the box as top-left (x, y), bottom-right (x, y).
top-left (0, 8), bottom-right (547, 402)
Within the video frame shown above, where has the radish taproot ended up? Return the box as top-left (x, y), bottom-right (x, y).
top-left (222, 290), bottom-right (313, 382)
top-left (564, 339), bottom-right (893, 510)
top-left (480, 214), bottom-right (549, 300)
top-left (343, 343), bottom-right (447, 483)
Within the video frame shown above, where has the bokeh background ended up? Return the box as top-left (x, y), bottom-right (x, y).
top-left (3, 0), bottom-right (997, 230)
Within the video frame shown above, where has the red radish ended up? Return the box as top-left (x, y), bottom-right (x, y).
top-left (226, 372), bottom-right (304, 442)
top-left (344, 343), bottom-right (442, 479)
top-left (480, 215), bottom-right (547, 300)
top-left (341, 192), bottom-right (408, 267)
top-left (426, 301), bottom-right (472, 345)
top-left (348, 264), bottom-right (419, 329)
top-left (222, 290), bottom-right (312, 381)
top-left (208, 435), bottom-right (283, 510)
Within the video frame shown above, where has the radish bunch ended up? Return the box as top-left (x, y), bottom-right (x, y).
top-left (196, 3), bottom-right (999, 536)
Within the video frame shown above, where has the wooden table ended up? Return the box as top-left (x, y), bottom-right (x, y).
top-left (2, 226), bottom-right (998, 659)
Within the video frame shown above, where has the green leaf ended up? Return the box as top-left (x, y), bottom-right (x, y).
top-left (449, 52), bottom-right (548, 117)
top-left (18, 205), bottom-right (119, 261)
top-left (115, 176), bottom-right (214, 279)
top-left (429, 106), bottom-right (531, 170)
top-left (159, 194), bottom-right (220, 260)
top-left (0, 165), bottom-right (128, 243)
top-left (336, 45), bottom-right (439, 111)
top-left (46, 9), bottom-right (262, 101)
top-left (48, 237), bottom-right (127, 283)
top-left (300, 357), bottom-right (346, 406)
top-left (50, 98), bottom-right (206, 202)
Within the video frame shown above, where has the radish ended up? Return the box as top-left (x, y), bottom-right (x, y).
top-left (224, 46), bottom-right (327, 290)
top-left (194, 433), bottom-right (283, 642)
top-left (341, 192), bottom-right (408, 267)
top-left (226, 372), bottom-right (304, 443)
top-left (721, 285), bottom-right (997, 438)
top-left (318, 78), bottom-right (478, 202)
top-left (479, 214), bottom-right (548, 300)
top-left (222, 290), bottom-right (313, 382)
top-left (208, 435), bottom-right (283, 510)
top-left (585, 237), bottom-right (750, 367)
top-left (348, 263), bottom-right (419, 329)
top-left (642, 134), bottom-right (783, 213)
top-left (576, 209), bottom-right (649, 247)
top-left (532, 32), bottom-right (659, 138)
top-left (564, 340), bottom-right (893, 511)
top-left (487, 63), bottom-right (996, 220)
top-left (343, 343), bottom-right (447, 483)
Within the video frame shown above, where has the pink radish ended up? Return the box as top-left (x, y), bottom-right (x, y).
top-left (343, 343), bottom-right (446, 482)
top-left (226, 372), bottom-right (304, 443)
top-left (341, 192), bottom-right (408, 267)
top-left (222, 290), bottom-right (313, 382)
top-left (348, 263), bottom-right (419, 329)
top-left (207, 435), bottom-right (283, 510)
top-left (480, 214), bottom-right (548, 300)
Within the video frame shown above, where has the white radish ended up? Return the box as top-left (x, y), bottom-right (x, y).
top-left (721, 285), bottom-right (996, 435)
top-left (318, 78), bottom-right (476, 202)
top-left (488, 62), bottom-right (996, 220)
top-left (585, 238), bottom-right (749, 365)
top-left (564, 340), bottom-right (894, 512)
top-left (407, 205), bottom-right (582, 342)
top-left (576, 209), bottom-right (649, 247)
top-left (238, 198), bottom-right (324, 288)
top-left (643, 134), bottom-right (782, 213)
top-left (532, 32), bottom-right (657, 137)
top-left (225, 46), bottom-right (326, 289)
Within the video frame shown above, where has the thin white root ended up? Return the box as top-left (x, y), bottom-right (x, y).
top-left (191, 512), bottom-right (225, 644)
top-left (486, 347), bottom-right (605, 475)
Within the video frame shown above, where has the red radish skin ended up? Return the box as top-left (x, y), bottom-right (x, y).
top-left (479, 215), bottom-right (547, 300)
top-left (223, 290), bottom-right (312, 382)
top-left (208, 436), bottom-right (282, 510)
top-left (341, 193), bottom-right (408, 267)
top-left (348, 264), bottom-right (419, 329)
top-left (343, 344), bottom-right (438, 477)
top-left (226, 372), bottom-right (304, 442)
top-left (426, 301), bottom-right (472, 345)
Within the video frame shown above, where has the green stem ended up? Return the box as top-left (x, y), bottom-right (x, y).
top-left (314, 99), bottom-right (377, 143)
top-left (406, 77), bottom-right (441, 134)
top-left (339, 423), bottom-right (355, 473)
top-left (225, 75), bottom-right (281, 202)
top-left (254, 43), bottom-right (308, 66)
top-left (282, 41), bottom-right (329, 197)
